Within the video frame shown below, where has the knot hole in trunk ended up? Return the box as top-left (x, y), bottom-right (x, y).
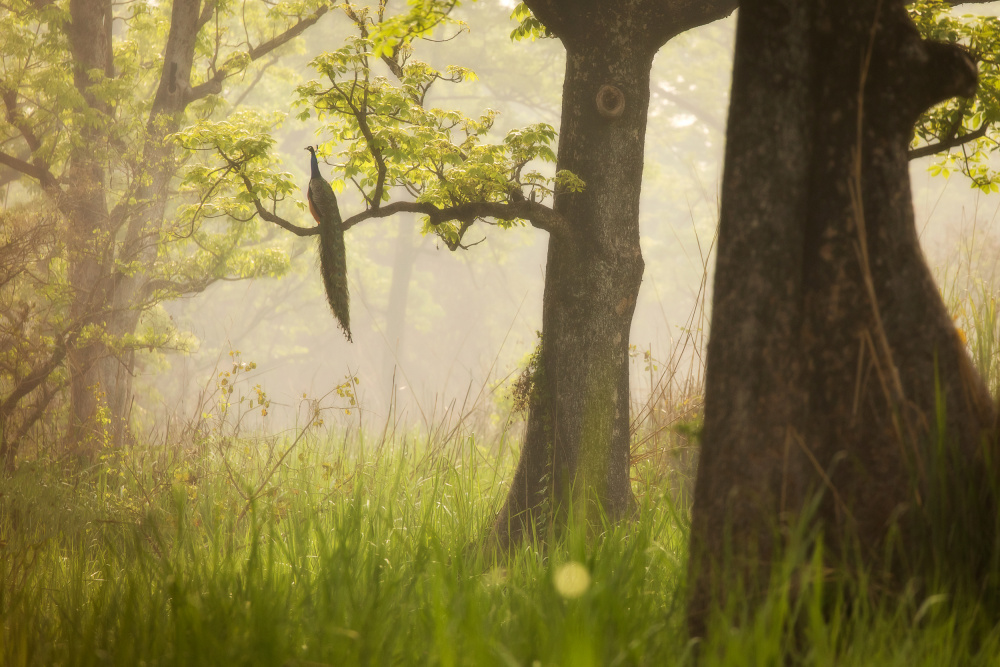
top-left (596, 85), bottom-right (625, 119)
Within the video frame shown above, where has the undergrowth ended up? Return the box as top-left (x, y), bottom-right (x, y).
top-left (3, 425), bottom-right (1000, 666)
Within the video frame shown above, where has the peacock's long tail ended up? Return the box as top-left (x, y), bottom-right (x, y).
top-left (306, 145), bottom-right (351, 342)
top-left (319, 216), bottom-right (351, 342)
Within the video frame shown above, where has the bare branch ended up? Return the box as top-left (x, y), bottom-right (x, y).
top-left (231, 159), bottom-right (569, 242)
top-left (522, 0), bottom-right (738, 49)
top-left (641, 0), bottom-right (738, 48)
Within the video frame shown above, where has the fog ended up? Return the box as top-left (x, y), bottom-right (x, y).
top-left (143, 4), bottom-right (1000, 436)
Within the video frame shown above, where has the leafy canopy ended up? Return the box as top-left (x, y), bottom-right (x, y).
top-left (910, 0), bottom-right (1000, 192)
top-left (179, 1), bottom-right (577, 249)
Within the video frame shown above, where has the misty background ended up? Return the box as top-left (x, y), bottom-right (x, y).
top-left (138, 1), bottom-right (1000, 436)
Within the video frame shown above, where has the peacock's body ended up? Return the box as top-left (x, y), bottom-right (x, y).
top-left (306, 146), bottom-right (351, 342)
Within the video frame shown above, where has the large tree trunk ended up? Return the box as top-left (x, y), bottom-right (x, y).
top-left (490, 43), bottom-right (650, 546)
top-left (65, 0), bottom-right (116, 454)
top-left (489, 0), bottom-right (738, 550)
top-left (64, 0), bottom-right (203, 453)
top-left (688, 0), bottom-right (995, 634)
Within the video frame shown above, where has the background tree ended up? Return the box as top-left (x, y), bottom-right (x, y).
top-left (0, 0), bottom-right (327, 459)
top-left (687, 0), bottom-right (998, 634)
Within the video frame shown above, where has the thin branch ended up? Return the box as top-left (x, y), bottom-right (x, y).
top-left (231, 55), bottom-right (279, 108)
top-left (238, 176), bottom-right (318, 237)
top-left (332, 80), bottom-right (389, 208)
top-left (239, 183), bottom-right (570, 241)
top-left (0, 87), bottom-right (64, 193)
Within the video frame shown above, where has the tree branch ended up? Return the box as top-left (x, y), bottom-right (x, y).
top-left (0, 86), bottom-right (63, 192)
top-left (0, 340), bottom-right (67, 417)
top-left (523, 0), bottom-right (738, 50)
top-left (234, 170), bottom-right (319, 237)
top-left (520, 0), bottom-right (576, 41)
top-left (142, 275), bottom-right (219, 299)
top-left (909, 122), bottom-right (990, 159)
top-left (6, 381), bottom-right (59, 457)
top-left (340, 198), bottom-right (570, 238)
top-left (197, 0), bottom-right (216, 31)
top-left (231, 159), bottom-right (569, 243)
top-left (247, 8), bottom-right (328, 60)
top-left (231, 56), bottom-right (280, 108)
top-left (642, 0), bottom-right (739, 48)
top-left (519, 1), bottom-right (986, 52)
top-left (187, 6), bottom-right (330, 105)
top-left (0, 151), bottom-right (60, 190)
top-left (333, 80), bottom-right (390, 209)
top-left (2, 88), bottom-right (42, 153)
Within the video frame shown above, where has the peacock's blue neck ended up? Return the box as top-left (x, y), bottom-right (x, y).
top-left (309, 148), bottom-right (321, 180)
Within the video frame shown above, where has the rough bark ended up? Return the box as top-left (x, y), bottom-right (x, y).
top-left (65, 0), bottom-right (116, 452)
top-left (688, 0), bottom-right (996, 634)
top-left (489, 0), bottom-right (738, 551)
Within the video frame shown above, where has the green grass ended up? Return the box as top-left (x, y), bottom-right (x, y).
top-left (3, 426), bottom-right (1000, 666)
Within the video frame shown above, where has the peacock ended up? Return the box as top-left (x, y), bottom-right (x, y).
top-left (306, 145), bottom-right (352, 342)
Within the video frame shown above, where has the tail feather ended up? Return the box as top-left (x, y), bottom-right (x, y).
top-left (307, 158), bottom-right (351, 342)
top-left (319, 215), bottom-right (351, 342)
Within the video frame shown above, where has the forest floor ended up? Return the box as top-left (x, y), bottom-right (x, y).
top-left (3, 411), bottom-right (1000, 666)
